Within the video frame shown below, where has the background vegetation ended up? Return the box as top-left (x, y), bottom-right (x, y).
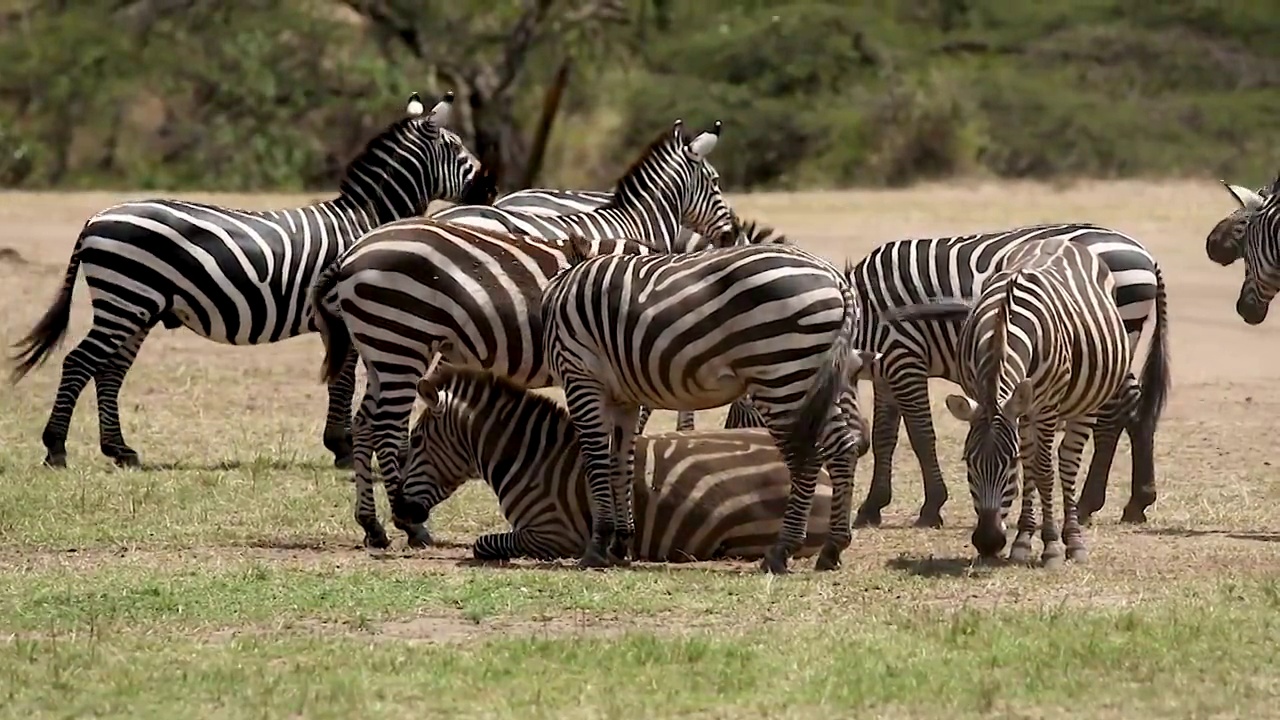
top-left (2, 0), bottom-right (1277, 194)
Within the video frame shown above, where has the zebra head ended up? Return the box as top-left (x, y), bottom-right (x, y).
top-left (337, 91), bottom-right (485, 224)
top-left (388, 371), bottom-right (477, 529)
top-left (945, 382), bottom-right (1029, 559)
top-left (614, 119), bottom-right (737, 247)
top-left (1226, 175), bottom-right (1280, 325)
top-left (1205, 180), bottom-right (1268, 267)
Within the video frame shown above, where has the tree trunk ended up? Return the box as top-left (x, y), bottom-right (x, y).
top-left (520, 58), bottom-right (572, 190)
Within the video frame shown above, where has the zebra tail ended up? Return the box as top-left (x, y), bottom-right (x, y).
top-left (9, 232), bottom-right (84, 384)
top-left (310, 261), bottom-right (351, 385)
top-left (1137, 265), bottom-right (1171, 432)
top-left (785, 279), bottom-right (859, 465)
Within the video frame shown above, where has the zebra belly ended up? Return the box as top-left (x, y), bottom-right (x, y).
top-left (629, 429), bottom-right (831, 562)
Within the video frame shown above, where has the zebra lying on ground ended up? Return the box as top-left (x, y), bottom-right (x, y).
top-left (1206, 180), bottom-right (1271, 267)
top-left (310, 119), bottom-right (739, 548)
top-left (491, 188), bottom-right (780, 433)
top-left (539, 238), bottom-right (878, 574)
top-left (1219, 176), bottom-right (1280, 325)
top-left (397, 365), bottom-right (833, 562)
top-left (849, 223), bottom-right (1169, 529)
top-left (9, 91), bottom-right (487, 469)
top-left (888, 238), bottom-right (1140, 565)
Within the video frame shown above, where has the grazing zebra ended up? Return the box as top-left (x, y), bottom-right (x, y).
top-left (887, 238), bottom-right (1140, 564)
top-left (1220, 176), bottom-right (1280, 325)
top-left (9, 92), bottom-right (485, 469)
top-left (1206, 180), bottom-right (1271, 266)
top-left (432, 119), bottom-right (735, 253)
top-left (850, 223), bottom-right (1170, 529)
top-left (310, 220), bottom-right (658, 548)
top-left (539, 239), bottom-right (879, 574)
top-left (397, 365), bottom-right (833, 562)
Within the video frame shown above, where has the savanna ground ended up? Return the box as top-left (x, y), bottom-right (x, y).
top-left (1, 181), bottom-right (1278, 719)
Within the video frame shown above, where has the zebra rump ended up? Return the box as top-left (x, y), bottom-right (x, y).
top-left (400, 366), bottom-right (833, 562)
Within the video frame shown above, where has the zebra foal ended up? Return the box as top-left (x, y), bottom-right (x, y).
top-left (890, 238), bottom-right (1139, 565)
top-left (539, 239), bottom-right (878, 574)
top-left (397, 366), bottom-right (833, 562)
top-left (9, 92), bottom-right (485, 469)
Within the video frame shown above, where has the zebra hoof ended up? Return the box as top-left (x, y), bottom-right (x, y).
top-left (1066, 544), bottom-right (1089, 564)
top-left (1007, 542), bottom-right (1034, 565)
top-left (362, 527), bottom-right (391, 550)
top-left (760, 547), bottom-right (791, 575)
top-left (1041, 550), bottom-right (1065, 570)
top-left (577, 547), bottom-right (611, 569)
top-left (42, 452), bottom-right (68, 469)
top-left (814, 546), bottom-right (842, 572)
top-left (913, 512), bottom-right (944, 529)
top-left (333, 455), bottom-right (354, 470)
top-left (404, 526), bottom-right (433, 549)
top-left (111, 451), bottom-right (141, 469)
top-left (1120, 505), bottom-right (1148, 524)
top-left (852, 508), bottom-right (882, 529)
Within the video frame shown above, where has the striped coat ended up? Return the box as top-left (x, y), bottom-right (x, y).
top-left (1220, 177), bottom-right (1280, 325)
top-left (401, 367), bottom-right (832, 562)
top-left (9, 92), bottom-right (486, 470)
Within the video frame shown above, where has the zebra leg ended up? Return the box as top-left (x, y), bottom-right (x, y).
top-left (92, 325), bottom-right (154, 467)
top-left (675, 410), bottom-right (696, 432)
top-left (896, 374), bottom-right (949, 528)
top-left (816, 449), bottom-right (856, 571)
top-left (607, 410), bottom-right (639, 566)
top-left (1025, 419), bottom-right (1063, 569)
top-left (1057, 419), bottom-right (1093, 564)
top-left (855, 378), bottom-right (900, 528)
top-left (322, 349), bottom-right (358, 469)
top-left (1008, 422), bottom-right (1039, 565)
top-left (350, 393), bottom-right (389, 549)
top-left (758, 410), bottom-right (824, 575)
top-left (40, 316), bottom-right (148, 468)
top-left (474, 528), bottom-right (565, 562)
top-left (561, 376), bottom-right (618, 569)
top-left (635, 406), bottom-right (653, 435)
top-left (724, 395), bottom-right (767, 430)
top-left (1121, 411), bottom-right (1157, 524)
top-left (1077, 412), bottom-right (1121, 525)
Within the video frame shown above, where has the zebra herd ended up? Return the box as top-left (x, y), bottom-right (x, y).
top-left (12, 90), bottom-right (1276, 573)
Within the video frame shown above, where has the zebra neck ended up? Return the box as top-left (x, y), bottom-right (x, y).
top-left (469, 399), bottom-right (581, 498)
top-left (590, 205), bottom-right (681, 249)
top-left (332, 186), bottom-right (424, 228)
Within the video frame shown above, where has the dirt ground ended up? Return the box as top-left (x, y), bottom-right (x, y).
top-left (1, 179), bottom-right (1277, 614)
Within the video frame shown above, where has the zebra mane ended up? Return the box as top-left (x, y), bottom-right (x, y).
top-left (561, 234), bottom-right (596, 266)
top-left (735, 216), bottom-right (791, 246)
top-left (423, 364), bottom-right (571, 430)
top-left (608, 123), bottom-right (699, 208)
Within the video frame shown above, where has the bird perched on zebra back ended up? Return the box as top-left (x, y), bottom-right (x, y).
top-left (10, 91), bottom-right (486, 470)
top-left (395, 365), bottom-right (835, 563)
top-left (887, 237), bottom-right (1140, 566)
top-left (540, 239), bottom-right (879, 574)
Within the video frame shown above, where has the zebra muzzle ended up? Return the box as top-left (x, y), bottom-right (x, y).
top-left (971, 510), bottom-right (1008, 558)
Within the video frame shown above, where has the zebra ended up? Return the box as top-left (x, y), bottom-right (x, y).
top-left (431, 119), bottom-right (735, 254)
top-left (8, 91), bottom-right (486, 469)
top-left (1219, 176), bottom-right (1280, 325)
top-left (849, 223), bottom-right (1170, 530)
top-left (397, 365), bottom-right (834, 562)
top-left (497, 193), bottom-right (790, 435)
top-left (1206, 180), bottom-right (1272, 267)
top-left (886, 238), bottom-right (1140, 565)
top-left (538, 238), bottom-right (879, 574)
top-left (309, 221), bottom-right (659, 548)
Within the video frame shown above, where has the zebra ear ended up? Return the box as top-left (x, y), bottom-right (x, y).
top-left (1004, 379), bottom-right (1034, 417)
top-left (944, 394), bottom-right (977, 422)
top-left (427, 91), bottom-right (456, 127)
top-left (685, 120), bottom-right (722, 160)
top-left (406, 92), bottom-right (425, 117)
top-left (1222, 181), bottom-right (1266, 211)
top-left (416, 376), bottom-right (441, 411)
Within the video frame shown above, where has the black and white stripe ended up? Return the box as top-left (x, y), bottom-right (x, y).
top-left (539, 240), bottom-right (878, 574)
top-left (495, 188), bottom-right (707, 252)
top-left (9, 92), bottom-right (485, 469)
top-left (888, 238), bottom-right (1141, 564)
top-left (309, 220), bottom-right (656, 548)
top-left (1206, 181), bottom-right (1271, 267)
top-left (432, 120), bottom-right (736, 253)
top-left (850, 223), bottom-right (1170, 529)
top-left (398, 366), bottom-right (834, 562)
top-left (1221, 176), bottom-right (1280, 324)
